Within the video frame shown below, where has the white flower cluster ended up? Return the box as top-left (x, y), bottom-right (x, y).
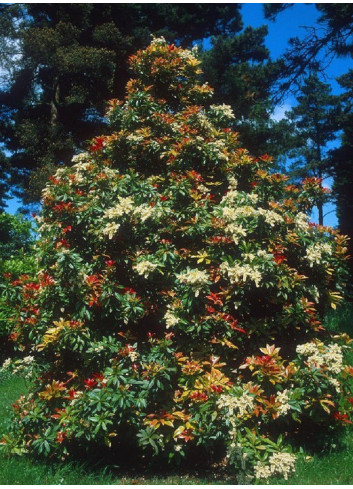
top-left (3, 356), bottom-right (35, 376)
top-left (1, 358), bottom-right (11, 369)
top-left (150, 36), bottom-right (168, 47)
top-left (248, 193), bottom-right (259, 204)
top-left (133, 204), bottom-right (154, 222)
top-left (70, 156), bottom-right (95, 185)
top-left (209, 104), bottom-right (235, 120)
top-left (164, 308), bottom-right (179, 329)
top-left (177, 269), bottom-right (209, 296)
top-left (220, 262), bottom-right (262, 287)
top-left (296, 342), bottom-right (317, 356)
top-left (126, 133), bottom-right (144, 144)
top-left (322, 343), bottom-right (344, 374)
top-left (222, 205), bottom-right (257, 221)
top-left (294, 212), bottom-right (310, 231)
top-left (221, 205), bottom-right (282, 230)
top-left (128, 350), bottom-right (139, 362)
top-left (254, 461), bottom-right (272, 480)
top-left (309, 285), bottom-right (320, 302)
top-left (102, 222), bottom-right (121, 240)
top-left (195, 113), bottom-right (214, 134)
top-left (217, 391), bottom-right (255, 418)
top-left (53, 167), bottom-right (66, 178)
top-left (225, 223), bottom-right (247, 244)
top-left (207, 140), bottom-right (229, 162)
top-left (255, 452), bottom-right (296, 480)
top-left (41, 186), bottom-right (53, 199)
top-left (104, 196), bottom-right (134, 219)
top-left (275, 389), bottom-right (291, 416)
top-left (296, 342), bottom-right (343, 374)
top-left (102, 196), bottom-right (135, 239)
top-left (258, 208), bottom-right (283, 227)
top-left (134, 260), bottom-right (158, 278)
top-left (305, 242), bottom-right (332, 267)
top-left (228, 176), bottom-right (238, 190)
top-left (71, 152), bottom-right (90, 165)
top-left (257, 249), bottom-right (272, 259)
top-left (329, 378), bottom-right (341, 393)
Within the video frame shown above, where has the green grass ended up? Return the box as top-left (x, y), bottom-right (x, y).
top-left (272, 444), bottom-right (353, 485)
top-left (1, 303), bottom-right (353, 484)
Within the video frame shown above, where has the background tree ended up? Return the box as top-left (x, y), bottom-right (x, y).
top-left (264, 3), bottom-right (353, 97)
top-left (285, 72), bottom-right (340, 225)
top-left (263, 3), bottom-right (353, 282)
top-left (329, 70), bottom-right (353, 279)
top-left (201, 27), bottom-right (293, 165)
top-left (0, 3), bottom-right (241, 205)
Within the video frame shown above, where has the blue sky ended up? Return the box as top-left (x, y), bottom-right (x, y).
top-left (5, 3), bottom-right (352, 226)
top-left (241, 3), bottom-right (353, 227)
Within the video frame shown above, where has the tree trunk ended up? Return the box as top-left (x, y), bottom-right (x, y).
top-left (318, 201), bottom-right (323, 226)
top-left (50, 77), bottom-right (60, 126)
top-left (317, 143), bottom-right (324, 226)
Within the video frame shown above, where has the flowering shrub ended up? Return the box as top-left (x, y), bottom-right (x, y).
top-left (1, 37), bottom-right (353, 482)
top-left (0, 213), bottom-right (36, 360)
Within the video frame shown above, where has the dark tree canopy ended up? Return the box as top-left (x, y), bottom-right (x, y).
top-left (201, 25), bottom-right (292, 163)
top-left (264, 3), bottom-right (353, 98)
top-left (329, 70), bottom-right (353, 278)
top-left (285, 72), bottom-right (340, 225)
top-left (0, 3), bottom-right (242, 205)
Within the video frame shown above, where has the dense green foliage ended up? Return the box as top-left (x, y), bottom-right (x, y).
top-left (0, 311), bottom-right (353, 484)
top-left (0, 213), bottom-right (36, 359)
top-left (0, 212), bottom-right (34, 260)
top-left (1, 39), bottom-right (352, 482)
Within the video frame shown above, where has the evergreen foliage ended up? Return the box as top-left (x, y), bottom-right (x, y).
top-left (264, 4), bottom-right (353, 96)
top-left (1, 39), bottom-right (352, 482)
top-left (329, 70), bottom-right (353, 280)
top-left (201, 27), bottom-right (293, 163)
top-left (0, 212), bottom-right (35, 359)
top-left (285, 72), bottom-right (340, 225)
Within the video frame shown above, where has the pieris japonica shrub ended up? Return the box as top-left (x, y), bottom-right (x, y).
top-left (1, 38), bottom-right (353, 482)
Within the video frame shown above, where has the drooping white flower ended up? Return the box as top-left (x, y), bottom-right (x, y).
top-left (305, 242), bottom-right (332, 267)
top-left (104, 196), bottom-right (134, 219)
top-left (134, 260), bottom-right (158, 278)
top-left (164, 309), bottom-right (179, 329)
top-left (177, 269), bottom-right (209, 296)
top-left (268, 452), bottom-right (296, 480)
top-left (102, 222), bottom-right (121, 239)
top-left (275, 389), bottom-right (291, 416)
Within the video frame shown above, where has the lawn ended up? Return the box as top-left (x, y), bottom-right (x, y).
top-left (1, 303), bottom-right (353, 485)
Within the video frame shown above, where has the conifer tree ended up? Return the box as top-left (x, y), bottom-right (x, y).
top-left (286, 72), bottom-right (339, 225)
top-left (1, 38), bottom-right (352, 482)
top-left (201, 27), bottom-right (293, 164)
top-left (0, 3), bottom-right (241, 205)
top-left (330, 70), bottom-right (353, 280)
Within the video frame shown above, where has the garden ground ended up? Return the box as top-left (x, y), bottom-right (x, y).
top-left (1, 303), bottom-right (353, 485)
